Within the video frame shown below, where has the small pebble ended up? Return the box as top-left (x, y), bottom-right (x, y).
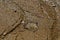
top-left (21, 21), bottom-right (25, 24)
top-left (25, 23), bottom-right (38, 32)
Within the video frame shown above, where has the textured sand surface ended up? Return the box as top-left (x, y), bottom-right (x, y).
top-left (0, 0), bottom-right (60, 40)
